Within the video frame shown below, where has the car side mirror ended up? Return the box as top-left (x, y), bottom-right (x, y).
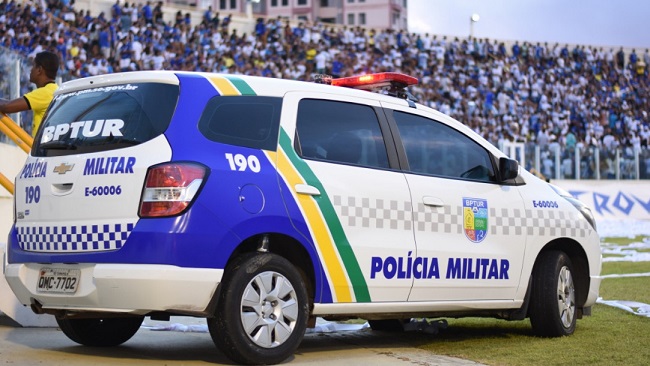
top-left (498, 157), bottom-right (519, 182)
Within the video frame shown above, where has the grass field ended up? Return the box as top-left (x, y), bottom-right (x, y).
top-left (415, 235), bottom-right (650, 366)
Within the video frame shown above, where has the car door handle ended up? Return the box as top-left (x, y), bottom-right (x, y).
top-left (422, 196), bottom-right (444, 207)
top-left (295, 184), bottom-right (321, 196)
top-left (51, 183), bottom-right (74, 196)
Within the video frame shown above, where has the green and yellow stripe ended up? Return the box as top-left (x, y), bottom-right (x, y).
top-left (273, 130), bottom-right (371, 303)
top-left (207, 75), bottom-right (256, 96)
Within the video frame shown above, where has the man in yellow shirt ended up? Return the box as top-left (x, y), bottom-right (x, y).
top-left (0, 51), bottom-right (60, 137)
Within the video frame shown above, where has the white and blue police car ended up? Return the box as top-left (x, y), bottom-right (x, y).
top-left (4, 71), bottom-right (601, 365)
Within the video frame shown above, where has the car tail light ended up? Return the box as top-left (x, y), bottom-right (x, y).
top-left (139, 162), bottom-right (207, 217)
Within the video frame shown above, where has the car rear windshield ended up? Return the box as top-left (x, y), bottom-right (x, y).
top-left (33, 83), bottom-right (179, 157)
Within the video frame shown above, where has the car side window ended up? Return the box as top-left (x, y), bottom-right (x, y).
top-left (296, 99), bottom-right (389, 169)
top-left (393, 111), bottom-right (496, 182)
top-left (198, 96), bottom-right (282, 151)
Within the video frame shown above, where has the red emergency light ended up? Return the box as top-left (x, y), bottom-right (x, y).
top-left (331, 72), bottom-right (418, 90)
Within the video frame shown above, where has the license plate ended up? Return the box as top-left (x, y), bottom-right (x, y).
top-left (37, 268), bottom-right (80, 293)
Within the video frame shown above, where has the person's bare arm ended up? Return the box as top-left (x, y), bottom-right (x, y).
top-left (0, 97), bottom-right (29, 114)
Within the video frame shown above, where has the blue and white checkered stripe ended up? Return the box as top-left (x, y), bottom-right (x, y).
top-left (17, 221), bottom-right (137, 253)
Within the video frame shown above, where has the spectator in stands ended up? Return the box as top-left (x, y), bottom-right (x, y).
top-left (110, 0), bottom-right (121, 20)
top-left (98, 23), bottom-right (112, 60)
top-left (174, 10), bottom-right (183, 26)
top-left (203, 6), bottom-right (213, 25)
top-left (616, 47), bottom-right (626, 69)
top-left (0, 51), bottom-right (60, 137)
top-left (255, 18), bottom-right (266, 42)
top-left (221, 14), bottom-right (231, 32)
top-left (142, 1), bottom-right (153, 25)
top-left (153, 1), bottom-right (164, 25)
top-left (120, 3), bottom-right (133, 31)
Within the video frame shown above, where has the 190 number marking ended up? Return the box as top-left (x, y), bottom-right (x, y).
top-left (85, 185), bottom-right (122, 196)
top-left (225, 153), bottom-right (261, 173)
top-left (25, 185), bottom-right (41, 204)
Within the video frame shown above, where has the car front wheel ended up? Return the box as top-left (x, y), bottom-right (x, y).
top-left (529, 250), bottom-right (577, 337)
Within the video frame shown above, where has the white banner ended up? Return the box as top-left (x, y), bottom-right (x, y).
top-left (554, 180), bottom-right (650, 220)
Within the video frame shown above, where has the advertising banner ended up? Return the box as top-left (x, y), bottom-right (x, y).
top-left (554, 180), bottom-right (650, 220)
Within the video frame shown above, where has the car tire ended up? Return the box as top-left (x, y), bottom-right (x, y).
top-left (529, 250), bottom-right (577, 337)
top-left (208, 252), bottom-right (309, 365)
top-left (368, 319), bottom-right (411, 331)
top-left (56, 316), bottom-right (144, 346)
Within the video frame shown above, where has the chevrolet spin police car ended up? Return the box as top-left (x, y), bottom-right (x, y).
top-left (4, 71), bottom-right (601, 365)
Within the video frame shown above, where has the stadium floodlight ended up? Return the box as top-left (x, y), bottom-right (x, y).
top-left (470, 13), bottom-right (480, 38)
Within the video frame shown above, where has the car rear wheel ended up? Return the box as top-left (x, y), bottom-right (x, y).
top-left (208, 252), bottom-right (309, 365)
top-left (529, 250), bottom-right (577, 337)
top-left (56, 316), bottom-right (144, 346)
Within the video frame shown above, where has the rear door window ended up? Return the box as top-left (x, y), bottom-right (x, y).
top-left (34, 83), bottom-right (179, 157)
top-left (295, 99), bottom-right (390, 169)
top-left (198, 96), bottom-right (282, 151)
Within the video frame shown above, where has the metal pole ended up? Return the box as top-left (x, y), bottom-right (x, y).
top-left (246, 0), bottom-right (252, 19)
top-left (1, 113), bottom-right (33, 148)
top-left (0, 117), bottom-right (30, 153)
top-left (0, 172), bottom-right (14, 195)
top-left (534, 145), bottom-right (540, 173)
top-left (634, 148), bottom-right (640, 180)
top-left (12, 59), bottom-right (21, 127)
top-left (554, 145), bottom-right (561, 180)
top-left (615, 149), bottom-right (621, 180)
top-left (594, 147), bottom-right (600, 180)
top-left (574, 147), bottom-right (580, 180)
top-left (518, 142), bottom-right (525, 171)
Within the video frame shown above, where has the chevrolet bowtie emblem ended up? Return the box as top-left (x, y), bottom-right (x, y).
top-left (53, 163), bottom-right (74, 175)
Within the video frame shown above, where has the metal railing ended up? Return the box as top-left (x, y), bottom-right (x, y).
top-left (501, 141), bottom-right (649, 180)
top-left (0, 48), bottom-right (33, 142)
top-left (0, 113), bottom-right (33, 194)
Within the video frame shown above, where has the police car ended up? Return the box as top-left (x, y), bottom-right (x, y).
top-left (4, 71), bottom-right (601, 365)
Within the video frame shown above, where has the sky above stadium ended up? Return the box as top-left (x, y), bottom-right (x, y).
top-left (408, 0), bottom-right (650, 49)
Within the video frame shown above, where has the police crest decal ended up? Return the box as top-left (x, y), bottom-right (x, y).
top-left (463, 198), bottom-right (488, 243)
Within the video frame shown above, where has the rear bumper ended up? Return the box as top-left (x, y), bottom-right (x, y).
top-left (4, 263), bottom-right (222, 315)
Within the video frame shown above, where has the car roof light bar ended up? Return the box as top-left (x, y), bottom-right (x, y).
top-left (331, 72), bottom-right (419, 90)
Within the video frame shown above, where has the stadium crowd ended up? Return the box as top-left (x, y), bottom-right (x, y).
top-left (1, 0), bottom-right (649, 168)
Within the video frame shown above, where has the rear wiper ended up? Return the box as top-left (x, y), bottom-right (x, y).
top-left (40, 141), bottom-right (77, 150)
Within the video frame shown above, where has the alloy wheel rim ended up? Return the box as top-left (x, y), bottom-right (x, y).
top-left (240, 271), bottom-right (299, 348)
top-left (557, 266), bottom-right (576, 328)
